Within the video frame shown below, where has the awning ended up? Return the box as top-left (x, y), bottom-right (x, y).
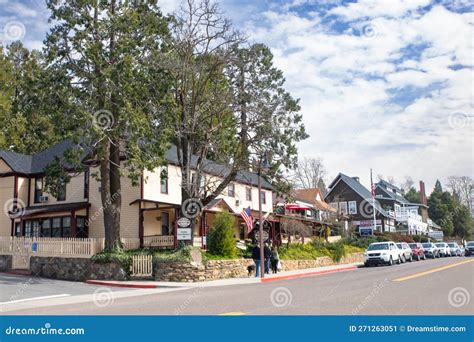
top-left (285, 203), bottom-right (312, 210)
top-left (9, 202), bottom-right (91, 219)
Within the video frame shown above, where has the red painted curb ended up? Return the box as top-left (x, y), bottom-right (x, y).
top-left (260, 265), bottom-right (358, 283)
top-left (85, 280), bottom-right (158, 289)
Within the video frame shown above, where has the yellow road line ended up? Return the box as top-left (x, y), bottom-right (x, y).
top-left (393, 259), bottom-right (474, 282)
top-left (219, 312), bottom-right (246, 316)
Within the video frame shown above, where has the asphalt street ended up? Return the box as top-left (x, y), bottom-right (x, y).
top-left (2, 257), bottom-right (473, 315)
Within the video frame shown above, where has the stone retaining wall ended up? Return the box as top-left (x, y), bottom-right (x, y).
top-left (30, 257), bottom-right (128, 282)
top-left (0, 255), bottom-right (12, 272)
top-left (155, 253), bottom-right (363, 282)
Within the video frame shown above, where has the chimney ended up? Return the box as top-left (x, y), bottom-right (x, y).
top-left (419, 181), bottom-right (427, 205)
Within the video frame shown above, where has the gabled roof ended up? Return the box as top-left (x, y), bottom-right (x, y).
top-left (293, 188), bottom-right (335, 212)
top-left (326, 173), bottom-right (388, 216)
top-left (0, 141), bottom-right (272, 190)
top-left (377, 179), bottom-right (402, 193)
top-left (375, 184), bottom-right (410, 204)
top-left (0, 140), bottom-right (81, 175)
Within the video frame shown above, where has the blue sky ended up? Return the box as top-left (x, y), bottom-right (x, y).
top-left (0, 0), bottom-right (472, 191)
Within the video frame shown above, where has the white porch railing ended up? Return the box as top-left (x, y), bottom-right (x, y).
top-left (143, 235), bottom-right (174, 248)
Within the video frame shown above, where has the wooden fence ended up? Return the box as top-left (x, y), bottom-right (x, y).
top-left (130, 255), bottom-right (153, 277)
top-left (143, 235), bottom-right (174, 248)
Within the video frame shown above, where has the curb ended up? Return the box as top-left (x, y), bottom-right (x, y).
top-left (85, 280), bottom-right (159, 289)
top-left (260, 265), bottom-right (358, 283)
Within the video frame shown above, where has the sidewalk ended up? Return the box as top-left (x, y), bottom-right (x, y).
top-left (86, 262), bottom-right (362, 289)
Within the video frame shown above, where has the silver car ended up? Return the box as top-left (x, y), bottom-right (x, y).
top-left (447, 242), bottom-right (462, 256)
top-left (435, 242), bottom-right (451, 257)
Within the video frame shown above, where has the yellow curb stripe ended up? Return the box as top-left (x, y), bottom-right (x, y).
top-left (393, 259), bottom-right (474, 282)
top-left (219, 312), bottom-right (246, 316)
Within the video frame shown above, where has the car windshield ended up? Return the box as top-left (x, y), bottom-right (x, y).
top-left (422, 243), bottom-right (431, 248)
top-left (368, 243), bottom-right (388, 251)
top-left (467, 242), bottom-right (474, 247)
top-left (409, 243), bottom-right (417, 248)
top-left (396, 243), bottom-right (403, 249)
top-left (448, 243), bottom-right (456, 247)
top-left (435, 243), bottom-right (444, 247)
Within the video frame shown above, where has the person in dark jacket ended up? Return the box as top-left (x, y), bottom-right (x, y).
top-left (252, 244), bottom-right (261, 277)
top-left (264, 243), bottom-right (272, 274)
top-left (270, 246), bottom-right (280, 274)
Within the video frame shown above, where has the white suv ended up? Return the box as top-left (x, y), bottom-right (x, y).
top-left (364, 241), bottom-right (402, 266)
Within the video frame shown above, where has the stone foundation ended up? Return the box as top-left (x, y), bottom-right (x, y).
top-left (0, 255), bottom-right (12, 272)
top-left (155, 253), bottom-right (363, 282)
top-left (30, 257), bottom-right (128, 281)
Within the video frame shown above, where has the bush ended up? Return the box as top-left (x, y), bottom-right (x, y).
top-left (207, 212), bottom-right (237, 258)
top-left (279, 243), bottom-right (326, 260)
top-left (91, 250), bottom-right (132, 276)
top-left (153, 246), bottom-right (195, 263)
top-left (325, 242), bottom-right (346, 262)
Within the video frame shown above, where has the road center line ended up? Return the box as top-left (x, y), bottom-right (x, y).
top-left (0, 294), bottom-right (71, 305)
top-left (393, 259), bottom-right (474, 282)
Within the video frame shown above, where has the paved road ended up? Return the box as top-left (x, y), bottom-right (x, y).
top-left (3, 257), bottom-right (473, 315)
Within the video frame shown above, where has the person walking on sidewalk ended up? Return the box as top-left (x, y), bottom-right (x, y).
top-left (264, 243), bottom-right (272, 274)
top-left (252, 244), bottom-right (261, 277)
top-left (270, 246), bottom-right (280, 274)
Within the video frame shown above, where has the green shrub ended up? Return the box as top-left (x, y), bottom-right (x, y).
top-left (153, 246), bottom-right (195, 263)
top-left (325, 242), bottom-right (346, 262)
top-left (279, 243), bottom-right (326, 260)
top-left (91, 250), bottom-right (132, 276)
top-left (207, 212), bottom-right (237, 258)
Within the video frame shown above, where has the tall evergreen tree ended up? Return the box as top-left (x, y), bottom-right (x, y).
top-left (44, 0), bottom-right (173, 249)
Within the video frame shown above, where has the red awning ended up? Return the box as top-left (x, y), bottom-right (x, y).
top-left (285, 203), bottom-right (312, 210)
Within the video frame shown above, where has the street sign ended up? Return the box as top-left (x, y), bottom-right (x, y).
top-left (31, 242), bottom-right (37, 253)
top-left (359, 228), bottom-right (373, 236)
top-left (254, 230), bottom-right (269, 241)
top-left (177, 217), bottom-right (191, 228)
top-left (177, 228), bottom-right (192, 240)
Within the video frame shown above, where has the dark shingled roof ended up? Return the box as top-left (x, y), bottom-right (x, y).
top-left (0, 141), bottom-right (273, 190)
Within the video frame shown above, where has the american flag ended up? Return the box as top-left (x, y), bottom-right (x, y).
top-left (240, 207), bottom-right (253, 232)
top-left (370, 168), bottom-right (375, 197)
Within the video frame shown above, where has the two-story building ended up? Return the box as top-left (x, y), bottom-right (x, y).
top-left (325, 173), bottom-right (396, 235)
top-left (0, 140), bottom-right (274, 248)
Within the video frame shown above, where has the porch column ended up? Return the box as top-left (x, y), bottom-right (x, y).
top-left (139, 203), bottom-right (144, 248)
top-left (71, 210), bottom-right (77, 237)
top-left (173, 207), bottom-right (178, 249)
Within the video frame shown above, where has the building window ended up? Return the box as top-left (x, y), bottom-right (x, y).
top-left (84, 169), bottom-right (90, 199)
top-left (161, 212), bottom-right (170, 235)
top-left (339, 202), bottom-right (348, 215)
top-left (24, 221), bottom-right (32, 237)
top-left (348, 201), bottom-right (357, 214)
top-left (14, 222), bottom-right (21, 236)
top-left (228, 183), bottom-right (235, 197)
top-left (160, 167), bottom-right (168, 194)
top-left (246, 187), bottom-right (252, 201)
top-left (76, 217), bottom-right (88, 238)
top-left (52, 218), bottom-right (62, 237)
top-left (62, 217), bottom-right (71, 237)
top-left (57, 180), bottom-right (66, 201)
top-left (260, 191), bottom-right (266, 204)
top-left (41, 219), bottom-right (51, 237)
top-left (34, 177), bottom-right (43, 203)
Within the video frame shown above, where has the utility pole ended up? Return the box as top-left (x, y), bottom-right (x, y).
top-left (258, 159), bottom-right (265, 279)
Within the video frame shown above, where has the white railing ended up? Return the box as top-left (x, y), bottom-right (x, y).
top-left (143, 235), bottom-right (174, 248)
top-left (0, 237), bottom-right (149, 258)
top-left (130, 255), bottom-right (153, 277)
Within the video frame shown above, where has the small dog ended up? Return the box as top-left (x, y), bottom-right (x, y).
top-left (247, 265), bottom-right (256, 277)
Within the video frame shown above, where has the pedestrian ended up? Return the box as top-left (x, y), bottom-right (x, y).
top-left (270, 246), bottom-right (280, 274)
top-left (264, 243), bottom-right (272, 274)
top-left (252, 244), bottom-right (261, 277)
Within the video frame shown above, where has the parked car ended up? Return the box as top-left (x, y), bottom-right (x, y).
top-left (408, 242), bottom-right (426, 261)
top-left (396, 242), bottom-right (413, 262)
top-left (465, 241), bottom-right (474, 256)
top-left (364, 241), bottom-right (402, 266)
top-left (447, 242), bottom-right (462, 257)
top-left (422, 242), bottom-right (440, 258)
top-left (435, 242), bottom-right (451, 257)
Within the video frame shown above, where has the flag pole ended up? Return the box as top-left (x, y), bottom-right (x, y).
top-left (371, 168), bottom-right (376, 234)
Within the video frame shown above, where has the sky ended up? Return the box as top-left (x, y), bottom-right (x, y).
top-left (0, 0), bottom-right (472, 193)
